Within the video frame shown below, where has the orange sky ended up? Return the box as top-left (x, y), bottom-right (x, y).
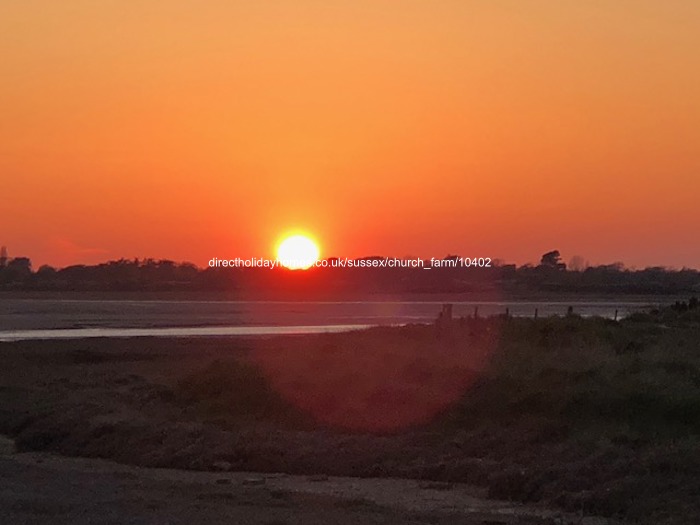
top-left (1, 1), bottom-right (699, 269)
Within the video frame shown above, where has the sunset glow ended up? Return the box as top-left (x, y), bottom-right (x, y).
top-left (1, 2), bottom-right (699, 268)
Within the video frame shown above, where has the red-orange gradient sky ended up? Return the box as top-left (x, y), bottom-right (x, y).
top-left (1, 2), bottom-right (699, 269)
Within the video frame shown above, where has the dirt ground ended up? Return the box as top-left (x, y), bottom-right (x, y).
top-left (0, 435), bottom-right (601, 525)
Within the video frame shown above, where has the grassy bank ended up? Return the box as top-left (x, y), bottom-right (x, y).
top-left (1, 306), bottom-right (699, 524)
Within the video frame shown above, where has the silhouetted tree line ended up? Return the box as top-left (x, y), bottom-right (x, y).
top-left (0, 251), bottom-right (699, 297)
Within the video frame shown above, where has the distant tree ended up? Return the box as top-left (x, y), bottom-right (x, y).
top-left (34, 265), bottom-right (57, 287)
top-left (37, 264), bottom-right (57, 276)
top-left (540, 250), bottom-right (566, 270)
top-left (605, 262), bottom-right (625, 272)
top-left (8, 257), bottom-right (31, 273)
top-left (2, 257), bottom-right (32, 282)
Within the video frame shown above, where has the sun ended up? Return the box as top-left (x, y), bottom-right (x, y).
top-left (276, 234), bottom-right (320, 270)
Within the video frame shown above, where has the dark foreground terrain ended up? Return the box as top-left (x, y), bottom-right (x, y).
top-left (1, 306), bottom-right (699, 524)
top-left (2, 435), bottom-right (561, 525)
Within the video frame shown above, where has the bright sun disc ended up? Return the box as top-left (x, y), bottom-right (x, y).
top-left (276, 234), bottom-right (320, 270)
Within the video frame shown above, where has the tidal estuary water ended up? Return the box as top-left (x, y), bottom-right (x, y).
top-left (0, 298), bottom-right (660, 342)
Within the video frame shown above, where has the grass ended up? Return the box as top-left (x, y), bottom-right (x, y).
top-left (176, 359), bottom-right (311, 427)
top-left (171, 308), bottom-right (700, 523)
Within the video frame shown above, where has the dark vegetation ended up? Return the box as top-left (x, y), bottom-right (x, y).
top-left (1, 249), bottom-right (699, 296)
top-left (1, 301), bottom-right (699, 523)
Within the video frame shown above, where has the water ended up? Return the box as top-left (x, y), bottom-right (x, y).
top-left (0, 298), bottom-right (658, 341)
top-left (0, 325), bottom-right (373, 342)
